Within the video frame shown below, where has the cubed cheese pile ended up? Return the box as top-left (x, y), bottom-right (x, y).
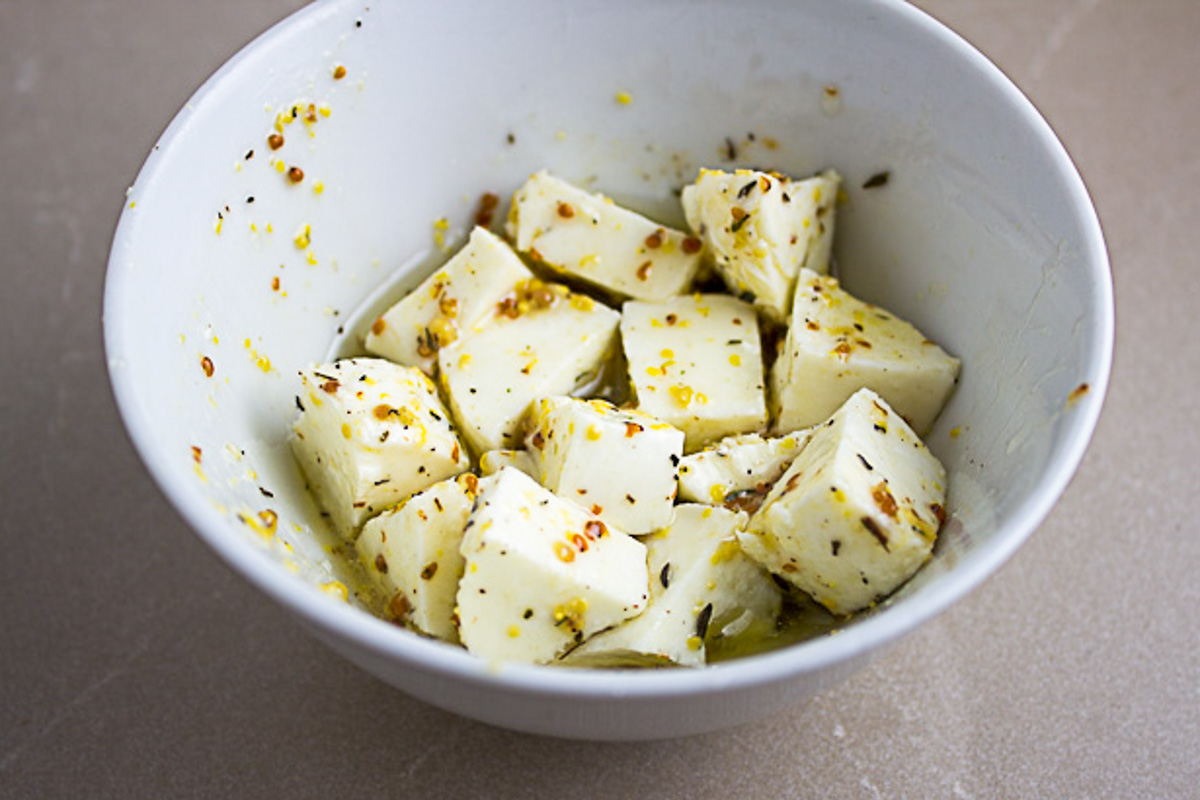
top-left (289, 166), bottom-right (960, 667)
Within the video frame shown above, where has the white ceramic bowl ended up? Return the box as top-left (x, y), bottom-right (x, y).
top-left (105, 0), bottom-right (1112, 739)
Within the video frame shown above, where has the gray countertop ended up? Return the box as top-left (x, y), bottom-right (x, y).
top-left (2, 1), bottom-right (1197, 796)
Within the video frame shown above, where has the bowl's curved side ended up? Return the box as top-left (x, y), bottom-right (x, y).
top-left (105, 0), bottom-right (1112, 739)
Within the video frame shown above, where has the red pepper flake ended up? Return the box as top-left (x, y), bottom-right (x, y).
top-left (930, 503), bottom-right (947, 526)
top-left (420, 562), bottom-right (438, 580)
top-left (528, 247), bottom-right (543, 263)
top-left (371, 316), bottom-right (386, 336)
top-left (556, 202), bottom-right (575, 219)
top-left (200, 356), bottom-right (215, 378)
top-left (1068, 382), bottom-right (1090, 403)
top-left (374, 553), bottom-right (389, 573)
top-left (286, 166), bottom-right (305, 183)
top-left (191, 446), bottom-right (202, 464)
top-left (271, 276), bottom-right (281, 291)
top-left (871, 482), bottom-right (898, 518)
top-left (636, 261), bottom-right (652, 281)
top-left (665, 313), bottom-right (678, 326)
top-left (644, 230), bottom-right (663, 249)
top-left (624, 422), bottom-right (643, 438)
top-left (267, 133), bottom-right (284, 150)
top-left (333, 64), bottom-right (347, 80)
top-left (474, 192), bottom-right (500, 227)
top-left (584, 520), bottom-right (607, 539)
top-left (450, 442), bottom-right (460, 462)
top-left (590, 504), bottom-right (603, 515)
top-left (530, 430), bottom-right (545, 450)
top-left (388, 593), bottom-right (411, 619)
top-left (570, 532), bottom-right (590, 552)
top-left (682, 236), bottom-right (702, 254)
top-left (321, 379), bottom-right (340, 394)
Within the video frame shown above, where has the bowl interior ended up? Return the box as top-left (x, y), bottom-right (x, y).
top-left (105, 0), bottom-right (1110, 722)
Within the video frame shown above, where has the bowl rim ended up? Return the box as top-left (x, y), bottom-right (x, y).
top-left (104, 0), bottom-right (1114, 701)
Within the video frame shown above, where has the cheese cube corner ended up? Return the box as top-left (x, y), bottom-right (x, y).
top-left (364, 226), bottom-right (533, 373)
top-left (507, 170), bottom-right (703, 301)
top-left (290, 358), bottom-right (470, 538)
top-left (478, 449), bottom-right (536, 478)
top-left (527, 396), bottom-right (684, 534)
top-left (621, 294), bottom-right (767, 451)
top-left (677, 429), bottom-right (812, 508)
top-left (770, 269), bottom-right (960, 435)
top-left (682, 168), bottom-right (841, 321)
top-left (438, 280), bottom-right (620, 454)
top-left (741, 388), bottom-right (947, 614)
top-left (456, 467), bottom-right (649, 664)
top-left (356, 472), bottom-right (480, 642)
top-left (567, 504), bottom-right (781, 667)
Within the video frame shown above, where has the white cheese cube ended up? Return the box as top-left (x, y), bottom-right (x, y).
top-left (478, 449), bottom-right (536, 478)
top-left (506, 170), bottom-right (704, 301)
top-left (677, 429), bottom-right (812, 507)
top-left (438, 280), bottom-right (620, 454)
top-left (682, 168), bottom-right (841, 322)
top-left (740, 388), bottom-right (947, 614)
top-left (364, 227), bottom-right (533, 374)
top-left (456, 467), bottom-right (649, 664)
top-left (567, 505), bottom-right (781, 667)
top-left (526, 396), bottom-right (684, 535)
top-left (770, 269), bottom-right (960, 436)
top-left (355, 473), bottom-right (479, 642)
top-left (621, 294), bottom-right (767, 451)
top-left (290, 358), bottom-right (471, 538)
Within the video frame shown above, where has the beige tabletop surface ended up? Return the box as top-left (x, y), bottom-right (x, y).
top-left (1, 1), bottom-right (1196, 797)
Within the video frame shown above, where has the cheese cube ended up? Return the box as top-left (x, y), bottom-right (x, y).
top-left (456, 467), bottom-right (649, 664)
top-left (770, 269), bottom-right (960, 436)
top-left (364, 227), bottom-right (533, 374)
top-left (677, 429), bottom-right (812, 508)
top-left (290, 358), bottom-right (471, 538)
top-left (682, 168), bottom-right (841, 321)
top-left (526, 396), bottom-right (684, 535)
top-left (621, 294), bottom-right (767, 451)
top-left (478, 449), bottom-right (536, 478)
top-left (566, 505), bottom-right (781, 667)
top-left (740, 388), bottom-right (947, 614)
top-left (355, 473), bottom-right (479, 642)
top-left (506, 170), bottom-right (704, 301)
top-left (438, 280), bottom-right (620, 454)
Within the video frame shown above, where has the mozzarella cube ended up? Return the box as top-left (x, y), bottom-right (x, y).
top-left (364, 227), bottom-right (533, 374)
top-left (355, 473), bottom-right (479, 642)
top-left (740, 388), bottom-right (947, 614)
top-left (438, 279), bottom-right (620, 454)
top-left (682, 168), bottom-right (840, 321)
top-left (478, 449), bottom-right (536, 478)
top-left (290, 358), bottom-right (470, 538)
top-left (621, 294), bottom-right (767, 451)
top-left (526, 396), bottom-right (683, 535)
top-left (770, 269), bottom-right (960, 436)
top-left (677, 429), bottom-right (812, 507)
top-left (506, 170), bottom-right (703, 301)
top-left (456, 468), bottom-right (649, 664)
top-left (567, 505), bottom-right (781, 667)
